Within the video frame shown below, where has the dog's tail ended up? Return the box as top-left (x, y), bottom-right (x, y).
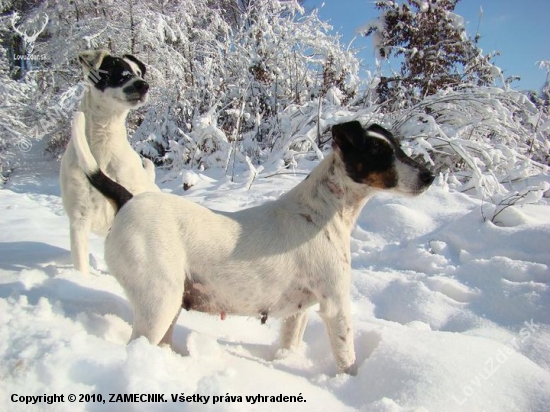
top-left (71, 111), bottom-right (133, 212)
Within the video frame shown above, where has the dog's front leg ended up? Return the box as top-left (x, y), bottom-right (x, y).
top-left (319, 295), bottom-right (356, 374)
top-left (280, 311), bottom-right (309, 351)
top-left (70, 219), bottom-right (91, 274)
top-left (142, 158), bottom-right (156, 184)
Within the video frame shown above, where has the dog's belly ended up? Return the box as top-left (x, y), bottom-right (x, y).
top-left (182, 277), bottom-right (317, 320)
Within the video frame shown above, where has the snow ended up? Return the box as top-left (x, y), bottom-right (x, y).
top-left (1, 150), bottom-right (550, 411)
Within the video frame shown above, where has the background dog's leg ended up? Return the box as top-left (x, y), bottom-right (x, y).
top-left (319, 297), bottom-right (356, 374)
top-left (280, 311), bottom-right (309, 350)
top-left (70, 220), bottom-right (91, 274)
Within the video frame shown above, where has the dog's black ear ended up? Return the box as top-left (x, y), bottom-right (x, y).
top-left (78, 50), bottom-right (109, 71)
top-left (366, 124), bottom-right (393, 139)
top-left (332, 121), bottom-right (367, 152)
top-left (123, 54), bottom-right (147, 77)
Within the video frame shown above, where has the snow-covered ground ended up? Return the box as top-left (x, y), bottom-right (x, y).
top-left (1, 148), bottom-right (549, 411)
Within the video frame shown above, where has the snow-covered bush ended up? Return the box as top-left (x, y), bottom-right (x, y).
top-left (131, 0), bottom-right (360, 169)
top-left (359, 0), bottom-right (548, 198)
top-left (383, 85), bottom-right (549, 197)
top-left (7, 0), bottom-right (358, 166)
top-left (1, 0), bottom-right (547, 201)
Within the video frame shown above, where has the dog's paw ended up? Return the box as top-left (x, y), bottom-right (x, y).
top-left (273, 345), bottom-right (307, 361)
top-left (340, 362), bottom-right (358, 376)
top-left (73, 111), bottom-right (86, 127)
top-left (274, 348), bottom-right (292, 360)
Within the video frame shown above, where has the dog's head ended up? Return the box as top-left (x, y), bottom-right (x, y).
top-left (332, 121), bottom-right (434, 195)
top-left (78, 50), bottom-right (149, 110)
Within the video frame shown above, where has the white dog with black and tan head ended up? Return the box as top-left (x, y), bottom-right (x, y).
top-left (60, 50), bottom-right (159, 274)
top-left (71, 115), bottom-right (434, 373)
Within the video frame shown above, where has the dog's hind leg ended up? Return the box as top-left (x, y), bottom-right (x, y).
top-left (159, 307), bottom-right (182, 347)
top-left (280, 311), bottom-right (309, 351)
top-left (70, 219), bottom-right (91, 274)
top-left (128, 278), bottom-right (183, 347)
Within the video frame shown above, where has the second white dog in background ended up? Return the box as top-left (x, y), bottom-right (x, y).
top-left (60, 50), bottom-right (159, 274)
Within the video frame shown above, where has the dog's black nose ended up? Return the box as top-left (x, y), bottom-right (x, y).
top-left (133, 80), bottom-right (149, 94)
top-left (420, 170), bottom-right (435, 185)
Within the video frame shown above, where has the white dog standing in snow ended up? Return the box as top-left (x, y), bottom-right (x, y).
top-left (60, 50), bottom-right (159, 274)
top-left (71, 110), bottom-right (434, 373)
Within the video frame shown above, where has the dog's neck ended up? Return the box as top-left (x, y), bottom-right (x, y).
top-left (79, 90), bottom-right (129, 146)
top-left (290, 152), bottom-right (377, 229)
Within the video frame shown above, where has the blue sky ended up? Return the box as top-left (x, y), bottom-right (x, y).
top-left (307, 0), bottom-right (549, 91)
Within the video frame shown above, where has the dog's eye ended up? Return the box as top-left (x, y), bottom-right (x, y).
top-left (116, 72), bottom-right (134, 85)
top-left (370, 140), bottom-right (392, 156)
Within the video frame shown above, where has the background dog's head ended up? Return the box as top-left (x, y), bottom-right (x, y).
top-left (78, 50), bottom-right (149, 111)
top-left (332, 121), bottom-right (434, 195)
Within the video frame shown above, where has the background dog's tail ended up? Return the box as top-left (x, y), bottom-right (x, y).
top-left (71, 111), bottom-right (133, 212)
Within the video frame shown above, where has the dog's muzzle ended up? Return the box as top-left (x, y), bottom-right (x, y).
top-left (123, 79), bottom-right (149, 100)
top-left (420, 170), bottom-right (435, 186)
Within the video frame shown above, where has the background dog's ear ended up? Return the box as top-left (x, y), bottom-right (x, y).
top-left (78, 50), bottom-right (109, 73)
top-left (123, 54), bottom-right (147, 77)
top-left (332, 121), bottom-right (367, 152)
